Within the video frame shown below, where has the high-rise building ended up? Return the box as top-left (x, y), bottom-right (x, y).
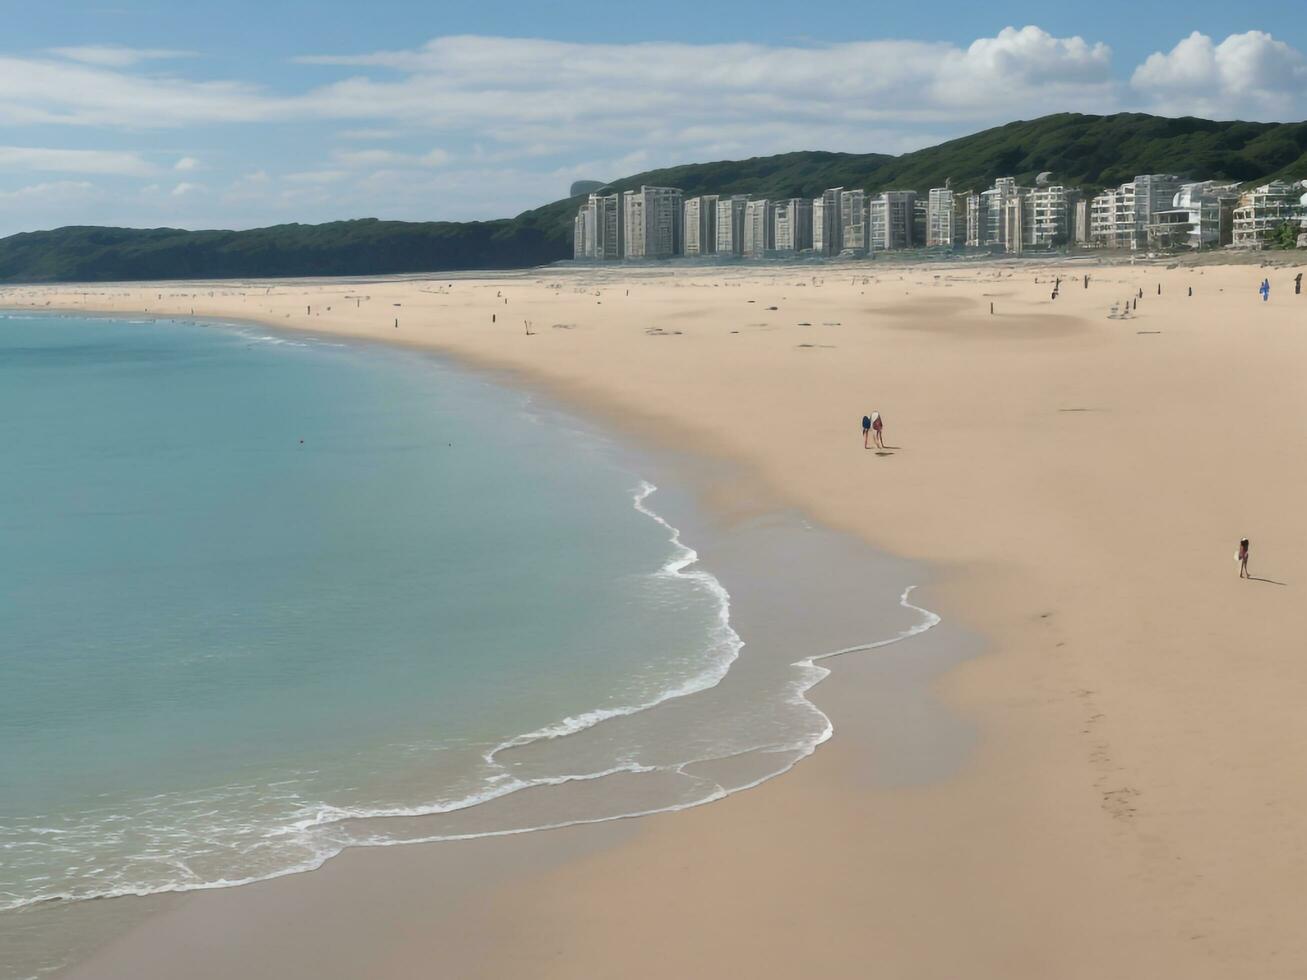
top-left (964, 192), bottom-right (987, 248)
top-left (623, 185), bottom-right (683, 258)
top-left (572, 192), bottom-right (623, 260)
top-left (980, 177), bottom-right (1018, 249)
top-left (622, 189), bottom-right (645, 258)
top-left (715, 195), bottom-right (749, 255)
top-left (573, 211), bottom-right (588, 259)
top-left (927, 187), bottom-right (962, 247)
top-left (913, 199), bottom-right (928, 249)
top-left (683, 195), bottom-right (719, 256)
top-left (867, 191), bottom-right (916, 250)
top-left (773, 198), bottom-right (813, 253)
top-left (743, 199), bottom-right (775, 257)
top-left (812, 188), bottom-right (844, 256)
top-left (838, 190), bottom-right (867, 253)
top-left (1026, 185), bottom-right (1080, 249)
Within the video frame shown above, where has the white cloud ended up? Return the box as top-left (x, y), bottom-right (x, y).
top-left (0, 55), bottom-right (288, 127)
top-left (174, 155), bottom-right (200, 171)
top-left (48, 46), bottom-right (196, 68)
top-left (338, 128), bottom-right (401, 140)
top-left (284, 169), bottom-right (349, 184)
top-left (170, 181), bottom-right (202, 196)
top-left (1131, 31), bottom-right (1307, 119)
top-left (0, 145), bottom-right (156, 176)
top-left (330, 147), bottom-right (452, 168)
top-left (0, 180), bottom-right (95, 203)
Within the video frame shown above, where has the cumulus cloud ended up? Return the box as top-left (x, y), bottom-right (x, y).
top-left (0, 145), bottom-right (157, 176)
top-left (174, 155), bottom-right (200, 171)
top-left (1131, 31), bottom-right (1307, 118)
top-left (170, 181), bottom-right (202, 196)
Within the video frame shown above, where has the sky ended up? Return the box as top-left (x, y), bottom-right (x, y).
top-left (2, 0), bottom-right (1306, 236)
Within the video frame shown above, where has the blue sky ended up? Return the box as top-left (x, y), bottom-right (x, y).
top-left (2, 0), bottom-right (1306, 235)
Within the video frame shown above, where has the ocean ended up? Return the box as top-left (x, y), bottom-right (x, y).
top-left (0, 311), bottom-right (939, 977)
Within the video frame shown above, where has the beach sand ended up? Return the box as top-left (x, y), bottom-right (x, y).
top-left (7, 255), bottom-right (1307, 977)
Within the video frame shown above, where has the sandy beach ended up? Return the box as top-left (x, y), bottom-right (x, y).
top-left (6, 254), bottom-right (1307, 978)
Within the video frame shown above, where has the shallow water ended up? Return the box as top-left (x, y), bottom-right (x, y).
top-left (0, 312), bottom-right (941, 979)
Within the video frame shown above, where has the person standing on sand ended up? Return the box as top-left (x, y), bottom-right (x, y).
top-left (1260, 279), bottom-right (1270, 302)
top-left (1238, 538), bottom-right (1251, 578)
top-left (1295, 272), bottom-right (1302, 295)
top-left (862, 414), bottom-right (872, 449)
top-left (871, 411), bottom-right (885, 450)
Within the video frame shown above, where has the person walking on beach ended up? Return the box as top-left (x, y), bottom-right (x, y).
top-left (862, 413), bottom-right (872, 449)
top-left (1259, 279), bottom-right (1270, 302)
top-left (871, 411), bottom-right (885, 450)
top-left (1238, 538), bottom-right (1251, 579)
top-left (1295, 272), bottom-right (1302, 295)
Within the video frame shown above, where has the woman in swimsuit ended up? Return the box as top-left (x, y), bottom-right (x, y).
top-left (1238, 538), bottom-right (1250, 579)
top-left (871, 411), bottom-right (885, 450)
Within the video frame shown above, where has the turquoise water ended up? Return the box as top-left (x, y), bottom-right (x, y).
top-left (0, 313), bottom-right (740, 914)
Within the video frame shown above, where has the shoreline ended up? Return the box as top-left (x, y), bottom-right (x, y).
top-left (1, 306), bottom-right (965, 980)
top-left (6, 256), bottom-right (1307, 977)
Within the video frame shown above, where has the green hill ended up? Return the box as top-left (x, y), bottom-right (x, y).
top-left (2, 112), bottom-right (1305, 283)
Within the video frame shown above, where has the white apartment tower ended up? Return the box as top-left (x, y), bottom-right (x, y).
top-left (773, 198), bottom-right (813, 253)
top-left (926, 187), bottom-right (961, 247)
top-left (812, 187), bottom-right (844, 256)
top-left (1026, 185), bottom-right (1079, 249)
top-left (1148, 181), bottom-right (1240, 249)
top-left (1089, 175), bottom-right (1183, 249)
top-left (743, 199), bottom-right (775, 257)
top-left (715, 195), bottom-right (749, 255)
top-left (683, 195), bottom-right (719, 256)
top-left (981, 177), bottom-right (1018, 249)
top-left (623, 185), bottom-right (682, 259)
top-left (838, 190), bottom-right (867, 253)
top-left (572, 192), bottom-right (623, 260)
top-left (867, 191), bottom-right (916, 250)
top-left (964, 192), bottom-right (986, 248)
top-left (573, 211), bottom-right (588, 259)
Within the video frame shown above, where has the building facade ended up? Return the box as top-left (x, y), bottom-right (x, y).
top-left (623, 185), bottom-right (682, 258)
top-left (926, 187), bottom-right (961, 247)
top-left (715, 195), bottom-right (749, 256)
top-left (812, 187), bottom-right (844, 256)
top-left (867, 191), bottom-right (916, 251)
top-left (743, 199), bottom-right (775, 257)
top-left (1089, 174), bottom-right (1184, 249)
top-left (1025, 185), bottom-right (1079, 249)
top-left (838, 189), bottom-right (867, 253)
top-left (572, 192), bottom-right (623, 260)
top-left (964, 192), bottom-right (987, 248)
top-left (682, 194), bottom-right (719, 256)
top-left (773, 198), bottom-right (813, 253)
top-left (1147, 181), bottom-right (1240, 250)
top-left (1232, 181), bottom-right (1304, 248)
